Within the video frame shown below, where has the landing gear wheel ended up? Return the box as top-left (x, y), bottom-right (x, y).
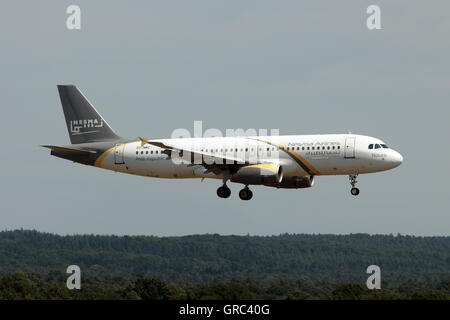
top-left (239, 188), bottom-right (253, 201)
top-left (351, 187), bottom-right (360, 196)
top-left (217, 185), bottom-right (231, 198)
top-left (349, 174), bottom-right (359, 196)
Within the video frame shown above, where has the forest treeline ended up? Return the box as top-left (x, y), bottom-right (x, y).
top-left (0, 230), bottom-right (449, 285)
top-left (0, 272), bottom-right (449, 300)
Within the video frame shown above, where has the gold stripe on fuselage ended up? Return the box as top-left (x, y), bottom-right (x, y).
top-left (257, 140), bottom-right (321, 175)
top-left (94, 142), bottom-right (136, 168)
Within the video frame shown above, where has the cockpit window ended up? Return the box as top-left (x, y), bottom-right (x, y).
top-left (368, 144), bottom-right (373, 149)
top-left (375, 144), bottom-right (381, 149)
top-left (381, 144), bottom-right (388, 149)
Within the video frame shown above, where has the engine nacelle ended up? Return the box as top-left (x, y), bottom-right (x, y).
top-left (268, 175), bottom-right (315, 189)
top-left (231, 164), bottom-right (283, 185)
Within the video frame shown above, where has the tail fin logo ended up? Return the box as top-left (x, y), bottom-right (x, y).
top-left (70, 118), bottom-right (103, 135)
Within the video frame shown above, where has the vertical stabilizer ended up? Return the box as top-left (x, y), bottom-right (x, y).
top-left (57, 85), bottom-right (121, 144)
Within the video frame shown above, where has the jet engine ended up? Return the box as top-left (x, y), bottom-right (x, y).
top-left (230, 164), bottom-right (283, 185)
top-left (268, 175), bottom-right (315, 189)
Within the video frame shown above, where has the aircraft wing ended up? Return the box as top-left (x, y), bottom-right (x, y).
top-left (138, 137), bottom-right (251, 173)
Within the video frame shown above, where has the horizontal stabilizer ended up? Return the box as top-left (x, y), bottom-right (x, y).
top-left (41, 145), bottom-right (96, 155)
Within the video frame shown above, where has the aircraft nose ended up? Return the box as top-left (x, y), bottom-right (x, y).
top-left (391, 150), bottom-right (403, 167)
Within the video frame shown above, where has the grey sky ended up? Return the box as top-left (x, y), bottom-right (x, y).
top-left (0, 1), bottom-right (449, 236)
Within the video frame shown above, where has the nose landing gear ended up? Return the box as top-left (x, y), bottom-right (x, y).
top-left (349, 174), bottom-right (360, 196)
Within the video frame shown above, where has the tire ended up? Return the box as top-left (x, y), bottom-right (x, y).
top-left (217, 186), bottom-right (231, 198)
top-left (351, 187), bottom-right (360, 196)
top-left (239, 188), bottom-right (253, 200)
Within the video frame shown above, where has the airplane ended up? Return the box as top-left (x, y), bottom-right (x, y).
top-left (42, 85), bottom-right (403, 200)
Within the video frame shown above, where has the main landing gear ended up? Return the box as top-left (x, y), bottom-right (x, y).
top-left (349, 174), bottom-right (360, 196)
top-left (216, 184), bottom-right (253, 200)
top-left (217, 184), bottom-right (231, 198)
top-left (238, 186), bottom-right (253, 201)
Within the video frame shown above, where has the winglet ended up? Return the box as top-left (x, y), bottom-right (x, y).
top-left (138, 138), bottom-right (173, 150)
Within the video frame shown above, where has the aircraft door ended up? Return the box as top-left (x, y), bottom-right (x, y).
top-left (344, 137), bottom-right (356, 159)
top-left (114, 144), bottom-right (125, 164)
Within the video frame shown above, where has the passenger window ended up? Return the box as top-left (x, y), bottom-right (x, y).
top-left (141, 151), bottom-right (143, 154)
top-left (369, 144), bottom-right (373, 149)
top-left (146, 151), bottom-right (148, 154)
top-left (307, 147), bottom-right (310, 150)
top-left (375, 144), bottom-right (381, 149)
top-left (312, 147), bottom-right (315, 150)
top-left (151, 151), bottom-right (153, 154)
top-left (302, 147), bottom-right (305, 150)
top-left (136, 151), bottom-right (138, 155)
top-left (337, 146), bottom-right (340, 149)
top-left (156, 151), bottom-right (159, 154)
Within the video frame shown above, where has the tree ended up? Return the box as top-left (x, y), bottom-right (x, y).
top-left (0, 273), bottom-right (40, 300)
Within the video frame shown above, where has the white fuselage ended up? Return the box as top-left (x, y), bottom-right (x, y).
top-left (95, 134), bottom-right (403, 180)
